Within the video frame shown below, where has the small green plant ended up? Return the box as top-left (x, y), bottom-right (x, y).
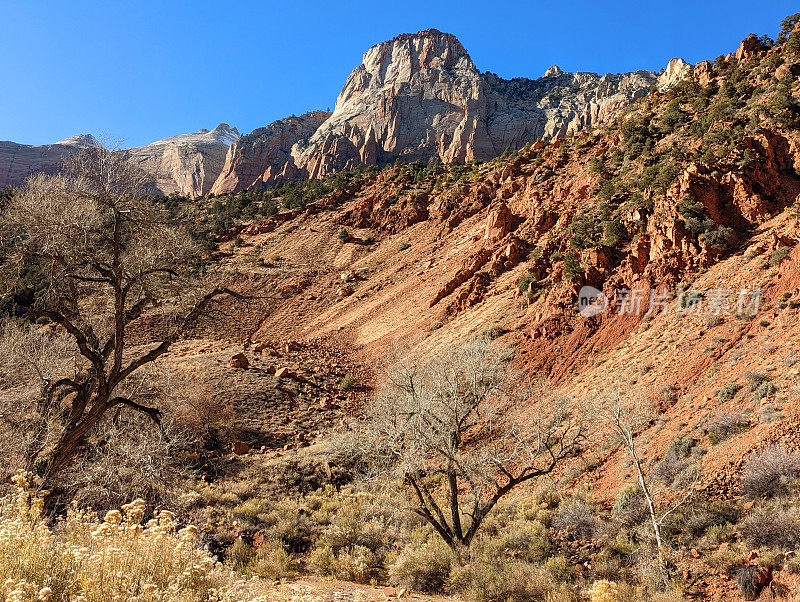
top-left (398, 242), bottom-right (411, 251)
top-left (754, 380), bottom-right (777, 402)
top-left (517, 271), bottom-right (537, 298)
top-left (768, 246), bottom-right (790, 266)
top-left (563, 252), bottom-right (582, 281)
top-left (718, 382), bottom-right (742, 403)
top-left (338, 229), bottom-right (350, 243)
top-left (339, 374), bottom-right (358, 390)
top-left (681, 291), bottom-right (704, 308)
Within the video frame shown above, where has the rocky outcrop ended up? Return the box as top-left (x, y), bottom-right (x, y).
top-left (1, 125), bottom-right (239, 198)
top-left (735, 35), bottom-right (767, 62)
top-left (123, 124), bottom-right (240, 198)
top-left (209, 112), bottom-right (331, 195)
top-left (657, 58), bottom-right (691, 91)
top-left (694, 60), bottom-right (715, 86)
top-left (0, 134), bottom-right (99, 189)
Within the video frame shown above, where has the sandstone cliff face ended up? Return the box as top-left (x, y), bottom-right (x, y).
top-left (209, 112), bottom-right (330, 196)
top-left (211, 29), bottom-right (662, 194)
top-left (123, 123), bottom-right (240, 198)
top-left (1, 125), bottom-right (239, 199)
top-left (0, 134), bottom-right (99, 189)
top-left (657, 57), bottom-right (691, 91)
top-left (290, 30), bottom-right (659, 179)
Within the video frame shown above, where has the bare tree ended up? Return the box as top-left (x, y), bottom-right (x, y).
top-left (351, 339), bottom-right (587, 555)
top-left (597, 383), bottom-right (696, 590)
top-left (0, 146), bottom-right (237, 501)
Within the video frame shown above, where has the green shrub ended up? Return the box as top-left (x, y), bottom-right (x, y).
top-left (680, 291), bottom-right (703, 308)
top-left (563, 252), bottom-right (582, 281)
top-left (754, 380), bottom-right (777, 402)
top-left (449, 560), bottom-right (577, 602)
top-left (613, 485), bottom-right (648, 526)
top-left (769, 246), bottom-right (790, 266)
top-left (339, 374), bottom-right (359, 390)
top-left (718, 382), bottom-right (742, 403)
top-left (517, 271), bottom-right (537, 298)
top-left (338, 229), bottom-right (349, 243)
top-left (398, 242), bottom-right (411, 251)
top-left (388, 536), bottom-right (453, 593)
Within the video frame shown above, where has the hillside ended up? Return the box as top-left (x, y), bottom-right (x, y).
top-left (160, 26), bottom-right (800, 600)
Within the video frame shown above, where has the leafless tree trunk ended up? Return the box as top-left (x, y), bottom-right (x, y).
top-left (598, 384), bottom-right (695, 590)
top-left (0, 146), bottom-right (239, 503)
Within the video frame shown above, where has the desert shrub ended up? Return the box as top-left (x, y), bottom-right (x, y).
top-left (718, 382), bottom-right (742, 403)
top-left (553, 499), bottom-right (597, 540)
top-left (768, 245), bottom-right (790, 266)
top-left (308, 544), bottom-right (379, 583)
top-left (449, 560), bottom-right (578, 602)
top-left (244, 539), bottom-right (293, 580)
top-left (612, 485), bottom-right (648, 526)
top-left (563, 252), bottom-right (582, 281)
top-left (338, 229), bottom-right (349, 242)
top-left (0, 471), bottom-right (253, 601)
top-left (339, 373), bottom-right (358, 390)
top-left (707, 413), bottom-right (746, 443)
top-left (753, 380), bottom-right (777, 402)
top-left (650, 437), bottom-right (699, 487)
top-left (398, 242), bottom-right (411, 251)
top-left (741, 446), bottom-right (800, 499)
top-left (658, 384), bottom-right (678, 405)
top-left (387, 533), bottom-right (453, 592)
top-left (747, 371), bottom-right (770, 390)
top-left (738, 507), bottom-right (800, 549)
top-left (680, 291), bottom-right (703, 308)
top-left (517, 271), bottom-right (538, 298)
top-left (478, 519), bottom-right (552, 563)
top-left (304, 490), bottom-right (396, 583)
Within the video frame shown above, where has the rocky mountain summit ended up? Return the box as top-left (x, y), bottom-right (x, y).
top-left (212, 29), bottom-right (662, 193)
top-left (2, 30), bottom-right (689, 197)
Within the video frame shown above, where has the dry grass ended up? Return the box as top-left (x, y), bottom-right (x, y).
top-left (0, 471), bottom-right (272, 602)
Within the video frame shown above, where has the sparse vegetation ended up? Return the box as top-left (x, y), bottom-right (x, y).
top-left (740, 446), bottom-right (800, 499)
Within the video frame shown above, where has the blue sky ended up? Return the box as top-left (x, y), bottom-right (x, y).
top-left (2, 0), bottom-right (797, 147)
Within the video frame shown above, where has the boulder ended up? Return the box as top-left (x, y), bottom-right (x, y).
top-left (232, 441), bottom-right (250, 455)
top-left (227, 353), bottom-right (249, 370)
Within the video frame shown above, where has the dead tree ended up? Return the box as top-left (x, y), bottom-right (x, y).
top-left (0, 146), bottom-right (237, 499)
top-left (355, 339), bottom-right (587, 556)
top-left (597, 383), bottom-right (696, 590)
